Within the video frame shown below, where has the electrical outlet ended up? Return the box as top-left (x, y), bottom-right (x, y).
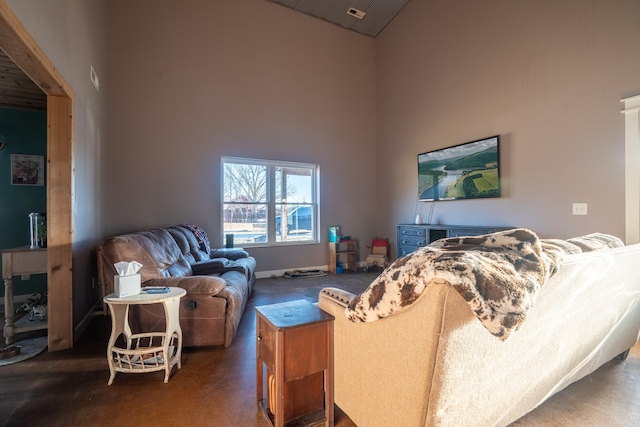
top-left (572, 203), bottom-right (588, 215)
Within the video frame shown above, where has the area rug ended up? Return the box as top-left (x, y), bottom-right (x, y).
top-left (0, 336), bottom-right (48, 367)
top-left (283, 269), bottom-right (327, 278)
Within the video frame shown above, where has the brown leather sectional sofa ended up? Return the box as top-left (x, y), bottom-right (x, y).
top-left (98, 225), bottom-right (256, 347)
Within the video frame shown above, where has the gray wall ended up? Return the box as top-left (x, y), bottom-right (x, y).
top-left (376, 0), bottom-right (640, 244)
top-left (105, 0), bottom-right (377, 272)
top-left (7, 0), bottom-right (640, 297)
top-left (5, 0), bottom-right (108, 324)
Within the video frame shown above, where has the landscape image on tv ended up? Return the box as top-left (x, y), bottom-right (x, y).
top-left (418, 135), bottom-right (500, 201)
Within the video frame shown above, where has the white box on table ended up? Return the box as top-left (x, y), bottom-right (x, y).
top-left (114, 274), bottom-right (141, 298)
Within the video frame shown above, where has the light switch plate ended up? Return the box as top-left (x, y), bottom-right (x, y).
top-left (90, 65), bottom-right (100, 91)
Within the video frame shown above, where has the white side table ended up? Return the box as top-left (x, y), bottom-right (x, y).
top-left (103, 287), bottom-right (186, 385)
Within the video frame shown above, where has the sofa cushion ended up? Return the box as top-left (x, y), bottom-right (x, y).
top-left (566, 232), bottom-right (625, 252)
top-left (143, 275), bottom-right (226, 296)
top-left (168, 225), bottom-right (211, 263)
top-left (101, 228), bottom-right (192, 281)
top-left (129, 293), bottom-right (228, 347)
top-left (227, 257), bottom-right (256, 281)
top-left (178, 223), bottom-right (212, 254)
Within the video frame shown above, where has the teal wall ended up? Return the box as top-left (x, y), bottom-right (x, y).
top-left (0, 107), bottom-right (47, 298)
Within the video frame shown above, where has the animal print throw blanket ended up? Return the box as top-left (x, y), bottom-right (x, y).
top-left (345, 228), bottom-right (623, 340)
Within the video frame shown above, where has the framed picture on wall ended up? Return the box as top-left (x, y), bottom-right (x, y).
top-left (11, 154), bottom-right (45, 186)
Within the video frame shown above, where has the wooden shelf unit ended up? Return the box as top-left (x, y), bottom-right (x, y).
top-left (328, 240), bottom-right (357, 273)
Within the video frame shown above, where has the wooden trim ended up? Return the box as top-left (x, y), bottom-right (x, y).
top-left (0, 2), bottom-right (72, 97)
top-left (95, 247), bottom-right (108, 315)
top-left (0, 1), bottom-right (74, 350)
top-left (47, 96), bottom-right (73, 350)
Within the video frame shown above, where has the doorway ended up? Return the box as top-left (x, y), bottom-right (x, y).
top-left (0, 2), bottom-right (73, 350)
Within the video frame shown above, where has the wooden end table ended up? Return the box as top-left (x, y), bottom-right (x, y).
top-left (2, 246), bottom-right (48, 345)
top-left (256, 299), bottom-right (335, 427)
top-left (103, 287), bottom-right (186, 385)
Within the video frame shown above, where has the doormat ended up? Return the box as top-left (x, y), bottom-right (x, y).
top-left (283, 269), bottom-right (327, 279)
top-left (0, 336), bottom-right (47, 367)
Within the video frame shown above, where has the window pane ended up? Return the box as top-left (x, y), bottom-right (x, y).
top-left (276, 204), bottom-right (314, 243)
top-left (223, 163), bottom-right (267, 203)
top-left (223, 203), bottom-right (267, 245)
top-left (276, 166), bottom-right (313, 204)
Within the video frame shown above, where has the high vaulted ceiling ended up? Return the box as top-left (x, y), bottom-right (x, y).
top-left (266, 0), bottom-right (411, 37)
top-left (0, 48), bottom-right (46, 111)
top-left (0, 1), bottom-right (411, 112)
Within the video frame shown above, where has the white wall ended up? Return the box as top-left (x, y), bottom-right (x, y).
top-left (105, 0), bottom-right (377, 271)
top-left (5, 0), bottom-right (108, 323)
top-left (376, 0), bottom-right (640, 244)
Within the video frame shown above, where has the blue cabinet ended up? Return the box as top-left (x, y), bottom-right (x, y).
top-left (396, 224), bottom-right (512, 258)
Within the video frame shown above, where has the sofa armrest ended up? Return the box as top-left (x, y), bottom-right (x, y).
top-left (191, 256), bottom-right (256, 280)
top-left (191, 258), bottom-right (228, 275)
top-left (210, 248), bottom-right (250, 260)
top-left (317, 284), bottom-right (450, 427)
top-left (319, 287), bottom-right (356, 309)
top-left (225, 257), bottom-right (256, 277)
top-left (143, 275), bottom-right (226, 296)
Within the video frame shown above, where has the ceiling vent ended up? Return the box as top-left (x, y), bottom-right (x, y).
top-left (266, 0), bottom-right (413, 37)
top-left (346, 7), bottom-right (366, 19)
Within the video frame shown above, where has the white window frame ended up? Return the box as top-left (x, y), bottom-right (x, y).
top-left (221, 156), bottom-right (320, 247)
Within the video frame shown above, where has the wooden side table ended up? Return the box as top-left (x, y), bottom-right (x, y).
top-left (256, 299), bottom-right (335, 427)
top-left (2, 246), bottom-right (48, 345)
top-left (103, 287), bottom-right (186, 385)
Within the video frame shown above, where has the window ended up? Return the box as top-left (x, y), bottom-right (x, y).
top-left (222, 157), bottom-right (319, 246)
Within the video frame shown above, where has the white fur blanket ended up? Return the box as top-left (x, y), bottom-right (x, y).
top-left (346, 229), bottom-right (623, 340)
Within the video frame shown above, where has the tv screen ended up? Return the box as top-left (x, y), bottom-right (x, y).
top-left (418, 135), bottom-right (500, 201)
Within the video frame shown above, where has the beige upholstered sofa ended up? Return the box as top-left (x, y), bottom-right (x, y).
top-left (98, 224), bottom-right (255, 347)
top-left (319, 230), bottom-right (640, 427)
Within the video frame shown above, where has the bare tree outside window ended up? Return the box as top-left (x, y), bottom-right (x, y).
top-left (223, 163), bottom-right (266, 226)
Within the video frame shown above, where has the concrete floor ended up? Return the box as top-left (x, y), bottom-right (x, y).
top-left (1, 271), bottom-right (639, 426)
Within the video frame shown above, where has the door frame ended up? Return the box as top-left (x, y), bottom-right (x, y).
top-left (622, 95), bottom-right (640, 245)
top-left (0, 1), bottom-right (74, 350)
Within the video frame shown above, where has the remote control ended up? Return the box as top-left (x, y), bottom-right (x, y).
top-left (145, 287), bottom-right (170, 294)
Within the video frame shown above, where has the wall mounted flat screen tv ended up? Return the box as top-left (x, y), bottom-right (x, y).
top-left (418, 135), bottom-right (500, 201)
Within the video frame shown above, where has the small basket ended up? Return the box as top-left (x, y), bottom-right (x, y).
top-left (110, 333), bottom-right (177, 372)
